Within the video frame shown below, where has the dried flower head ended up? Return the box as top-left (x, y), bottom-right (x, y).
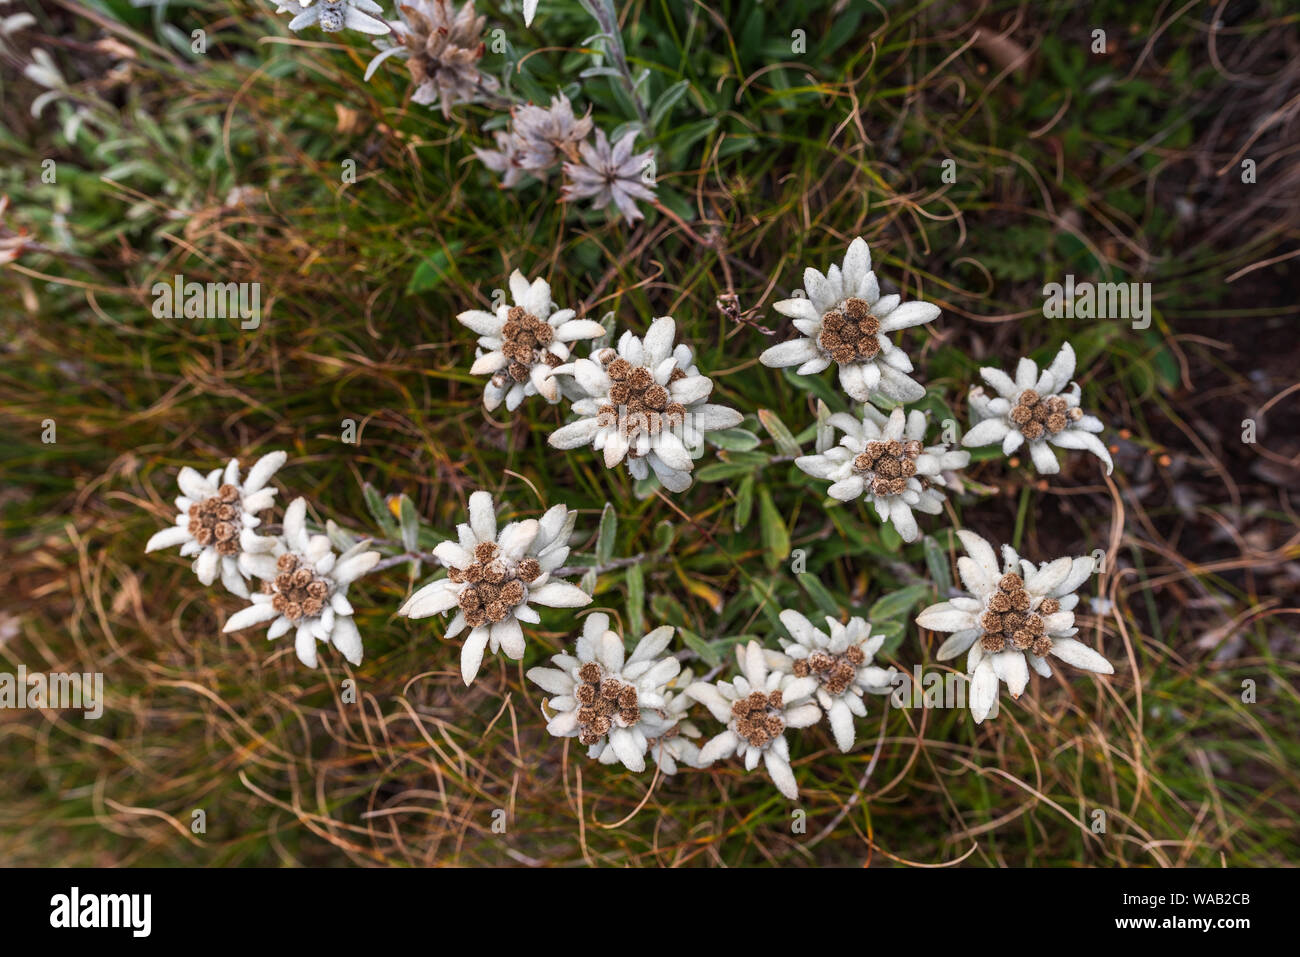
top-left (222, 498), bottom-right (379, 668)
top-left (795, 406), bottom-right (968, 542)
top-left (527, 613), bottom-right (682, 772)
top-left (365, 0), bottom-right (496, 117)
top-left (760, 237), bottom-right (940, 403)
top-left (687, 641), bottom-right (822, 800)
top-left (561, 128), bottom-right (657, 225)
top-left (145, 451), bottom-right (287, 598)
top-left (915, 530), bottom-right (1112, 723)
top-left (770, 609), bottom-right (896, 752)
top-left (472, 129), bottom-right (527, 188)
top-left (456, 270), bottom-right (605, 412)
top-left (962, 342), bottom-right (1113, 475)
top-left (473, 93), bottom-right (593, 186)
top-left (548, 317), bottom-right (743, 492)
top-left (275, 0), bottom-right (390, 36)
top-left (399, 492), bottom-right (591, 685)
top-left (511, 93), bottom-right (593, 173)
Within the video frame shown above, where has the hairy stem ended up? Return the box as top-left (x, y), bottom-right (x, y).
top-left (584, 0), bottom-right (650, 129)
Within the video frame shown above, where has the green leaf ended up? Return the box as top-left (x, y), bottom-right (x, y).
top-left (749, 578), bottom-right (785, 631)
top-left (405, 241), bottom-right (464, 294)
top-left (650, 592), bottom-right (687, 628)
top-left (708, 428), bottom-right (762, 451)
top-left (695, 461), bottom-right (756, 483)
top-left (868, 584), bottom-right (933, 622)
top-left (878, 520), bottom-right (902, 553)
top-left (362, 483), bottom-right (398, 538)
top-left (653, 520), bottom-right (675, 555)
top-left (757, 408), bottom-right (802, 456)
top-left (625, 562), bottom-right (645, 636)
top-left (733, 473), bottom-right (755, 533)
top-left (716, 450), bottom-right (771, 468)
top-left (678, 627), bottom-right (721, 667)
top-left (650, 79), bottom-right (692, 130)
top-left (758, 487), bottom-right (789, 570)
top-left (663, 116), bottom-right (718, 166)
top-left (596, 502), bottom-right (617, 565)
top-left (923, 535), bottom-right (952, 596)
top-left (870, 619), bottom-right (906, 655)
top-left (797, 573), bottom-right (840, 618)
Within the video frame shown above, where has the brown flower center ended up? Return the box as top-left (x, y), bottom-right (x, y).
top-left (818, 297), bottom-right (881, 363)
top-left (447, 543), bottom-right (542, 628)
top-left (731, 690), bottom-right (786, 748)
top-left (574, 661), bottom-right (639, 746)
top-left (595, 354), bottom-right (689, 453)
top-left (852, 438), bottom-right (925, 496)
top-left (978, 573), bottom-right (1054, 657)
top-left (266, 552), bottom-right (332, 622)
top-left (187, 483), bottom-right (242, 557)
top-left (497, 306), bottom-right (560, 383)
top-left (1008, 390), bottom-right (1081, 440)
top-left (792, 645), bottom-right (866, 696)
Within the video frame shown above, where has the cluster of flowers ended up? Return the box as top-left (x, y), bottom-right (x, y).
top-left (474, 94), bottom-right (658, 225)
top-left (147, 233), bottom-right (1118, 800)
top-left (275, 0), bottom-right (659, 224)
top-left (759, 237), bottom-right (1112, 523)
top-left (144, 452), bottom-right (380, 668)
top-left (457, 269), bottom-right (744, 490)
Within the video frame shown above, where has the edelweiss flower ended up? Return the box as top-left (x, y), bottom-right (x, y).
top-left (473, 94), bottom-right (592, 185)
top-left (644, 668), bottom-right (702, 775)
top-left (561, 129), bottom-right (657, 225)
top-left (456, 270), bottom-right (605, 412)
top-left (961, 341), bottom-right (1113, 475)
top-left (915, 530), bottom-right (1113, 723)
top-left (687, 640), bottom-right (821, 800)
top-left (364, 0), bottom-right (495, 117)
top-left (526, 613), bottom-right (681, 772)
top-left (795, 406), bottom-right (969, 542)
top-left (511, 93), bottom-right (593, 175)
top-left (222, 498), bottom-right (379, 668)
top-left (760, 237), bottom-right (939, 403)
top-left (274, 0), bottom-right (390, 35)
top-left (398, 492), bottom-right (590, 684)
top-left (145, 451), bottom-right (287, 599)
top-left (548, 317), bottom-right (743, 492)
top-left (472, 96), bottom-right (588, 187)
top-left (769, 610), bottom-right (896, 752)
top-left (472, 130), bottom-right (526, 188)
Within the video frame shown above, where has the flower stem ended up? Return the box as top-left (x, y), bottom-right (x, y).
top-left (585, 0), bottom-right (650, 129)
